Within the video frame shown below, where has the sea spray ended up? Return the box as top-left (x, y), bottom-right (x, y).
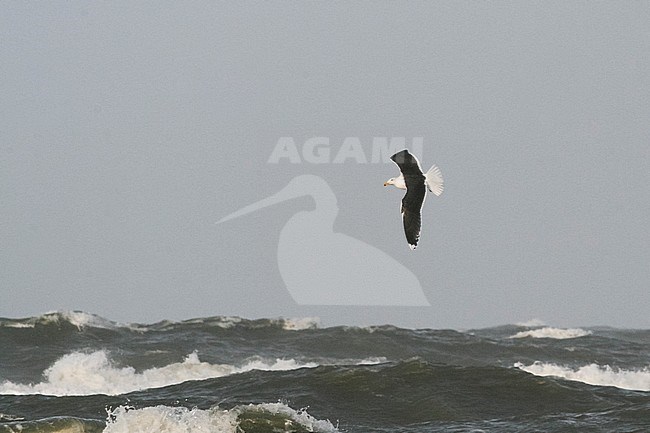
top-left (509, 327), bottom-right (592, 339)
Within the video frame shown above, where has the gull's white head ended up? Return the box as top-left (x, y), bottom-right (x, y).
top-left (384, 175), bottom-right (406, 190)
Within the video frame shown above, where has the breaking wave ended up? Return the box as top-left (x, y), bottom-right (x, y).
top-left (509, 327), bottom-right (592, 339)
top-left (0, 404), bottom-right (337, 433)
top-left (515, 361), bottom-right (650, 391)
top-left (0, 311), bottom-right (132, 331)
top-left (0, 351), bottom-right (321, 396)
top-left (104, 403), bottom-right (338, 433)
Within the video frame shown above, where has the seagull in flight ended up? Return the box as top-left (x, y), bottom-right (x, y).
top-left (384, 149), bottom-right (443, 250)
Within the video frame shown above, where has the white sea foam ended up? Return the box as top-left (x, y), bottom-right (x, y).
top-left (515, 361), bottom-right (650, 391)
top-left (104, 406), bottom-right (238, 433)
top-left (243, 403), bottom-right (337, 432)
top-left (103, 403), bottom-right (338, 433)
top-left (210, 316), bottom-right (243, 329)
top-left (281, 317), bottom-right (321, 330)
top-left (143, 316), bottom-right (320, 331)
top-left (509, 327), bottom-right (592, 339)
top-left (0, 351), bottom-right (319, 396)
top-left (0, 322), bottom-right (33, 329)
top-left (58, 311), bottom-right (104, 329)
top-left (173, 316), bottom-right (243, 329)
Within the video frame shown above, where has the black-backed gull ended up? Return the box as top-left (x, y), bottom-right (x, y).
top-left (384, 149), bottom-right (443, 250)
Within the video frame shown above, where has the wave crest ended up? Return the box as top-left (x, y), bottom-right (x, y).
top-left (509, 327), bottom-right (591, 339)
top-left (148, 316), bottom-right (320, 331)
top-left (515, 361), bottom-right (650, 391)
top-left (0, 351), bottom-right (383, 397)
top-left (0, 311), bottom-right (143, 331)
top-left (0, 311), bottom-right (320, 332)
top-left (104, 403), bottom-right (337, 433)
top-left (0, 351), bottom-right (319, 396)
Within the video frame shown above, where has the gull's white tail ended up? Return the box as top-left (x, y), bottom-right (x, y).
top-left (425, 164), bottom-right (444, 196)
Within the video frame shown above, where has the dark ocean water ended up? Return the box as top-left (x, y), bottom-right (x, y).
top-left (1, 312), bottom-right (650, 432)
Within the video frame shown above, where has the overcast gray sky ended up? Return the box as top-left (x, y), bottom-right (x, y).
top-left (2, 2), bottom-right (649, 329)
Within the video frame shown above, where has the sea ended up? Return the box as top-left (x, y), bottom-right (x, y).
top-left (1, 312), bottom-right (649, 432)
